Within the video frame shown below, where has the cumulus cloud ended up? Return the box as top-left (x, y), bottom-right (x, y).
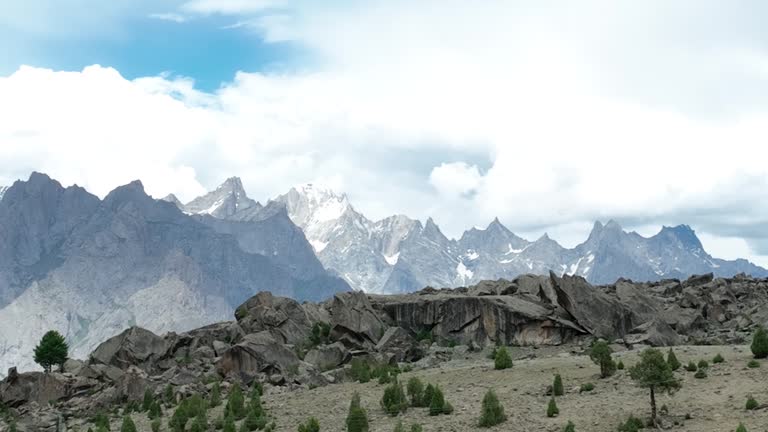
top-left (2, 0), bottom-right (768, 265)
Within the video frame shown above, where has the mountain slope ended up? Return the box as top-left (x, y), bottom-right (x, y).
top-left (0, 174), bottom-right (349, 374)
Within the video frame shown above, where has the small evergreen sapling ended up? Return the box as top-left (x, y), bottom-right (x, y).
top-left (666, 349), bottom-right (681, 371)
top-left (712, 353), bottom-right (725, 364)
top-left (478, 389), bottom-right (506, 427)
top-left (736, 423), bottom-right (748, 432)
top-left (746, 396), bottom-right (758, 410)
top-left (629, 348), bottom-right (680, 426)
top-left (381, 379), bottom-right (408, 416)
top-left (494, 346), bottom-right (513, 370)
top-left (553, 374), bottom-right (564, 396)
top-left (406, 377), bottom-right (425, 407)
top-left (563, 421), bottom-right (576, 432)
top-left (346, 392), bottom-right (369, 432)
top-left (120, 416), bottom-right (137, 432)
top-left (546, 397), bottom-right (559, 418)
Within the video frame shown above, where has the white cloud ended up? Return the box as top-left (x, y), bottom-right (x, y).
top-left (2, 1), bottom-right (768, 266)
top-left (149, 13), bottom-right (189, 23)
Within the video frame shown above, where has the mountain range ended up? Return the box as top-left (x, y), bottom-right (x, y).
top-left (1, 173), bottom-right (766, 374)
top-left (0, 173), bottom-right (348, 374)
top-left (172, 178), bottom-right (768, 293)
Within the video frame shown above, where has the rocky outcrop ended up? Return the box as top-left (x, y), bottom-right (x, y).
top-left (330, 291), bottom-right (388, 349)
top-left (304, 342), bottom-right (350, 371)
top-left (90, 327), bottom-right (170, 372)
top-left (235, 292), bottom-right (311, 345)
top-left (215, 332), bottom-right (300, 380)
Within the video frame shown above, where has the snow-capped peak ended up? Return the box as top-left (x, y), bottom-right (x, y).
top-left (183, 177), bottom-right (257, 218)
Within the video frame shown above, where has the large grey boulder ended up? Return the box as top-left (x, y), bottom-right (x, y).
top-left (375, 327), bottom-right (424, 362)
top-left (0, 368), bottom-right (97, 408)
top-left (235, 292), bottom-right (312, 345)
top-left (330, 291), bottom-right (388, 349)
top-left (215, 332), bottom-right (300, 379)
top-left (90, 327), bottom-right (170, 372)
top-left (304, 342), bottom-right (350, 371)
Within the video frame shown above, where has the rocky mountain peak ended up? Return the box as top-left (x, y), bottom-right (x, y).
top-left (0, 186), bottom-right (7, 201)
top-left (655, 224), bottom-right (704, 251)
top-left (183, 177), bottom-right (258, 218)
top-left (161, 193), bottom-right (183, 209)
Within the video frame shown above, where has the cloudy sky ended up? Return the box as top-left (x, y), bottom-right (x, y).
top-left (2, 0), bottom-right (768, 265)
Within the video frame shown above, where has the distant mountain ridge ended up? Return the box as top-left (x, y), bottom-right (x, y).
top-left (176, 179), bottom-right (768, 293)
top-left (0, 173), bottom-right (349, 374)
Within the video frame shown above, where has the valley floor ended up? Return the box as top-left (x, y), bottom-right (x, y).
top-left (258, 345), bottom-right (767, 432)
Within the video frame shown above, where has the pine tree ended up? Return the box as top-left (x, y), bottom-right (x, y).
top-left (478, 389), bottom-right (506, 427)
top-left (629, 348), bottom-right (681, 426)
top-left (494, 346), bottom-right (513, 370)
top-left (33, 330), bottom-right (69, 373)
top-left (752, 326), bottom-right (768, 359)
top-left (553, 374), bottom-right (564, 396)
top-left (226, 383), bottom-right (247, 420)
top-left (428, 386), bottom-right (452, 416)
top-left (422, 384), bottom-right (436, 408)
top-left (346, 392), bottom-right (369, 432)
top-left (381, 379), bottom-right (408, 416)
top-left (406, 377), bottom-right (425, 407)
top-left (223, 415), bottom-right (236, 432)
top-left (666, 349), bottom-right (681, 371)
top-left (589, 340), bottom-right (616, 378)
top-left (148, 401), bottom-right (163, 420)
top-left (736, 423), bottom-right (748, 432)
top-left (120, 416), bottom-right (137, 432)
top-left (210, 381), bottom-right (222, 408)
top-left (547, 397), bottom-right (559, 418)
top-left (142, 389), bottom-right (154, 412)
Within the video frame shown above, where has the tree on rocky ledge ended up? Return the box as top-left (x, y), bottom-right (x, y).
top-left (629, 348), bottom-right (680, 426)
top-left (33, 330), bottom-right (68, 373)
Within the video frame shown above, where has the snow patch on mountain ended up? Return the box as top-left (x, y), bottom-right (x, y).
top-left (384, 252), bottom-right (400, 265)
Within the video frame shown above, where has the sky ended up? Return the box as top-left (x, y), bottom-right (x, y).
top-left (1, 0), bottom-right (768, 266)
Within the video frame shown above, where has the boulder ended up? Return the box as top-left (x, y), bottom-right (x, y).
top-left (0, 369), bottom-right (89, 408)
top-left (235, 292), bottom-right (312, 345)
top-left (113, 366), bottom-right (149, 402)
top-left (213, 340), bottom-right (231, 357)
top-left (330, 291), bottom-right (388, 349)
top-left (215, 332), bottom-right (300, 379)
top-left (375, 327), bottom-right (424, 362)
top-left (304, 342), bottom-right (350, 371)
top-left (549, 273), bottom-right (634, 339)
top-left (624, 319), bottom-right (680, 347)
top-left (90, 327), bottom-right (170, 372)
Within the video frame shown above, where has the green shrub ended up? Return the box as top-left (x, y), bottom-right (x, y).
top-left (415, 329), bottom-right (433, 343)
top-left (751, 326), bottom-right (768, 359)
top-left (406, 377), bottom-right (425, 407)
top-left (223, 415), bottom-right (236, 432)
top-left (684, 361), bottom-right (697, 372)
top-left (120, 416), bottom-right (137, 432)
top-left (478, 389), bottom-right (506, 427)
top-left (350, 359), bottom-right (372, 383)
top-left (494, 346), bottom-right (513, 370)
top-left (165, 384), bottom-right (175, 405)
top-left (151, 418), bottom-right (161, 432)
top-left (148, 401), bottom-right (162, 420)
top-left (746, 396), bottom-right (758, 410)
top-left (617, 360), bottom-right (625, 370)
top-left (590, 341), bottom-right (616, 378)
top-left (428, 386), bottom-right (452, 416)
top-left (142, 389), bottom-right (155, 412)
top-left (309, 322), bottom-right (331, 346)
top-left (346, 393), bottom-right (369, 432)
top-left (381, 380), bottom-right (408, 416)
top-left (694, 369), bottom-right (707, 379)
top-left (93, 412), bottom-right (110, 431)
top-left (747, 359), bottom-right (760, 368)
top-left (617, 416), bottom-right (645, 432)
top-left (410, 425), bottom-right (423, 432)
top-left (547, 397), bottom-right (559, 418)
top-left (697, 359), bottom-right (709, 369)
top-left (226, 384), bottom-right (247, 420)
top-left (243, 409), bottom-right (267, 431)
top-left (210, 381), bottom-right (222, 408)
top-left (423, 384), bottom-right (436, 408)
top-left (563, 421), bottom-right (576, 432)
top-left (712, 353), bottom-right (725, 364)
top-left (299, 417), bottom-right (320, 432)
top-left (736, 423), bottom-right (748, 432)
top-left (553, 374), bottom-right (564, 396)
top-left (666, 349), bottom-right (681, 371)
top-left (579, 383), bottom-right (595, 393)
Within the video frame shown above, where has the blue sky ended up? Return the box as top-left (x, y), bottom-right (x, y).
top-left (1, 7), bottom-right (311, 91)
top-left (2, 0), bottom-right (768, 266)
